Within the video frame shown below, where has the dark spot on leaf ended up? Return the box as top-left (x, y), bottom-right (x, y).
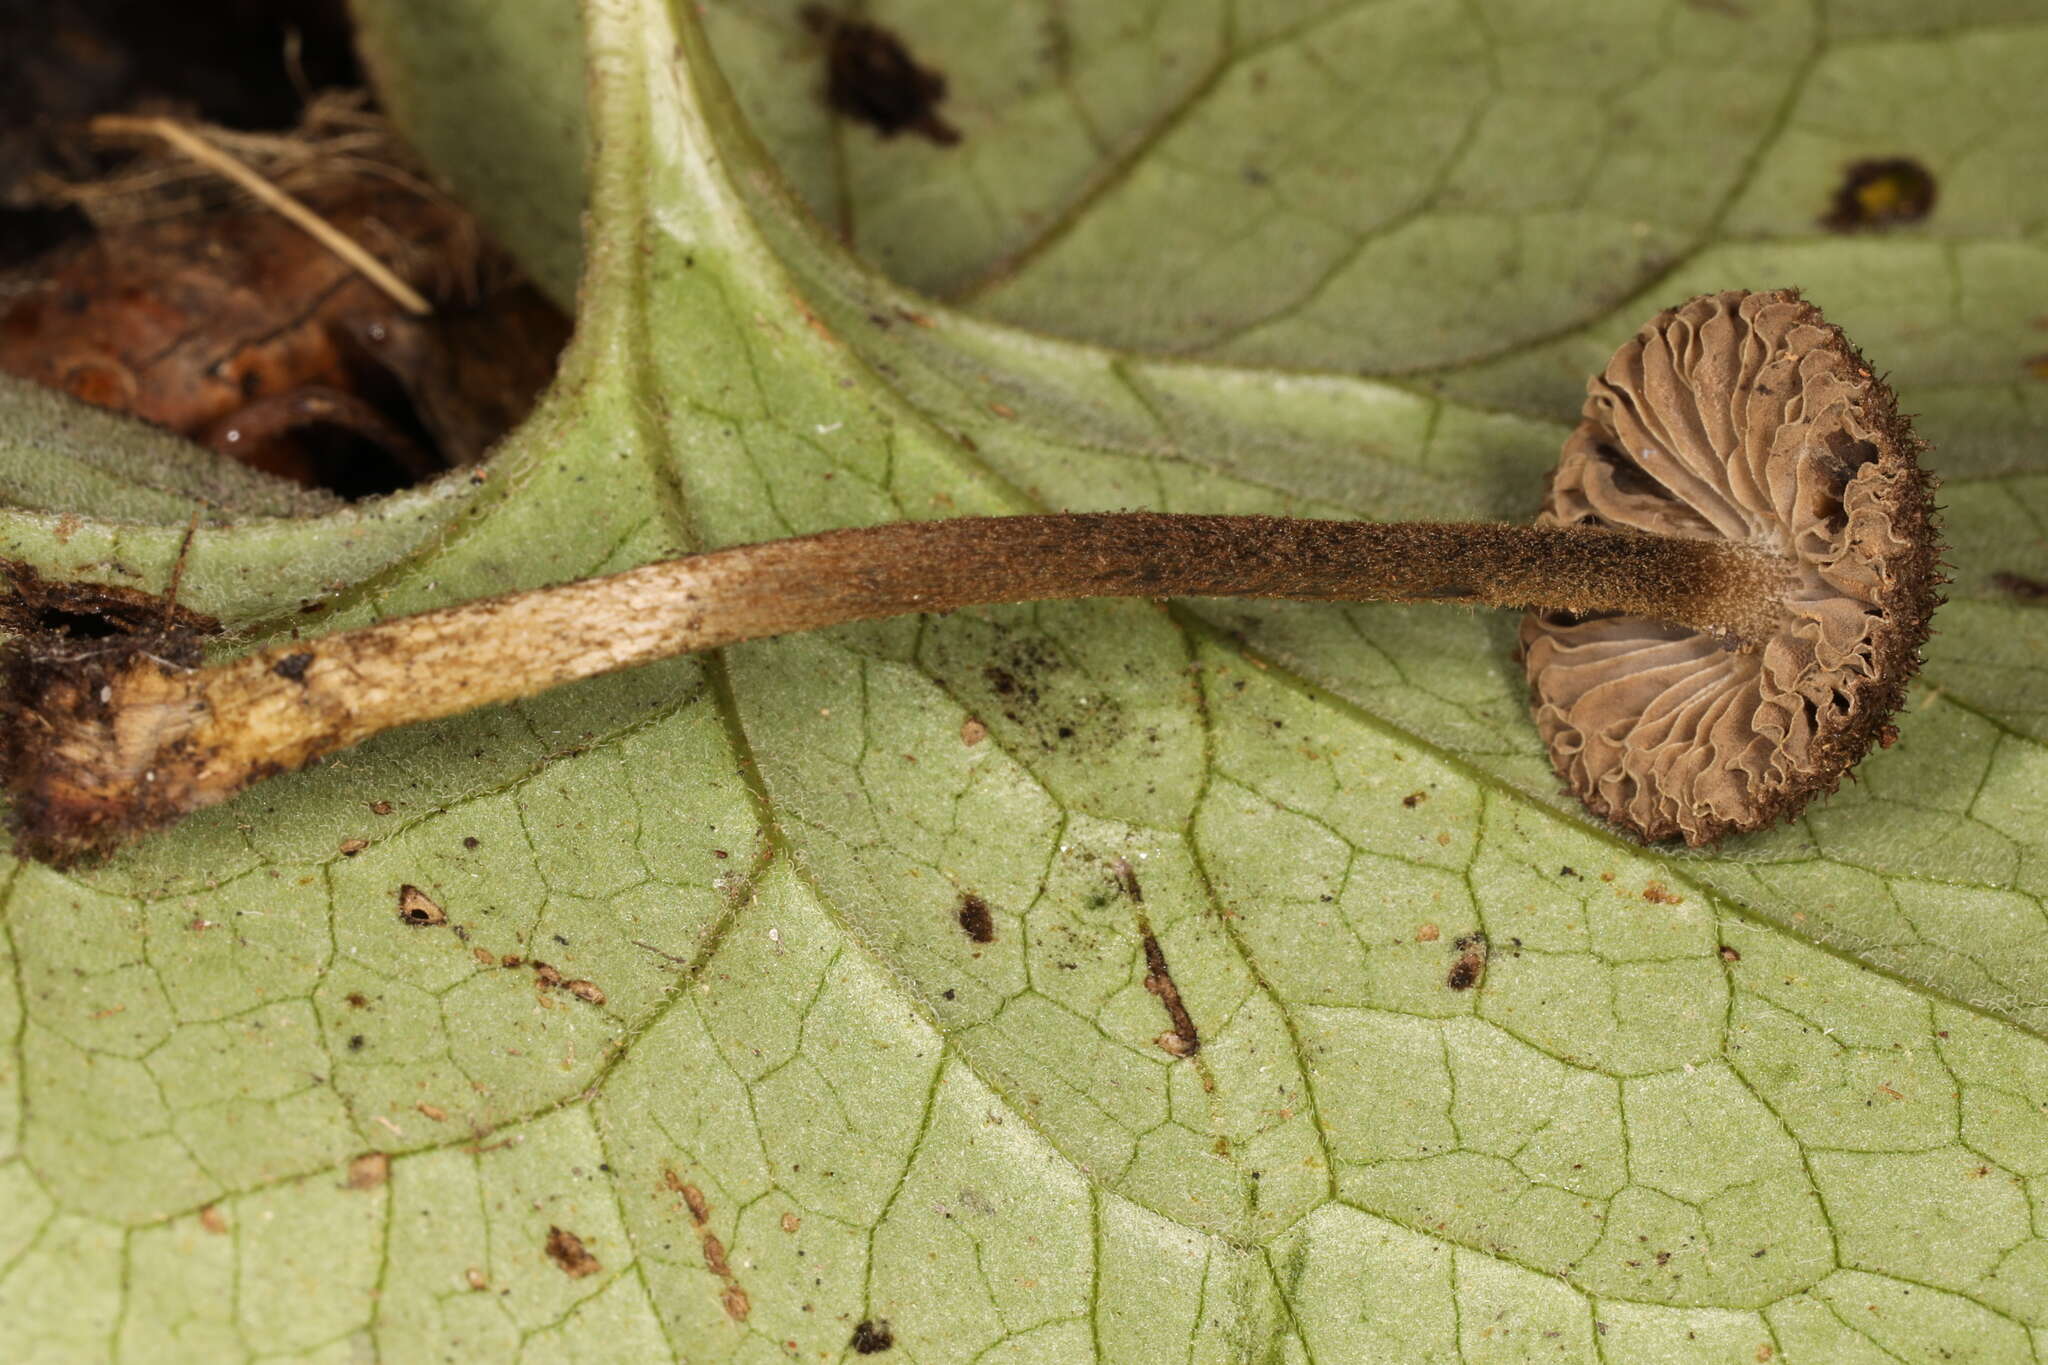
top-left (544, 1225), bottom-right (601, 1278)
top-left (802, 6), bottom-right (959, 146)
top-left (397, 884), bottom-right (446, 926)
top-left (851, 1319), bottom-right (895, 1354)
top-left (1447, 933), bottom-right (1488, 991)
top-left (462, 835), bottom-right (481, 849)
top-left (1720, 945), bottom-right (1742, 963)
top-left (1823, 158), bottom-right (1936, 232)
top-left (271, 651), bottom-right (313, 682)
top-left (1402, 790), bottom-right (1426, 808)
top-left (346, 1033), bottom-right (365, 1051)
top-left (1993, 571), bottom-right (2048, 601)
top-left (345, 992), bottom-right (369, 1009)
top-left (956, 893), bottom-right (994, 943)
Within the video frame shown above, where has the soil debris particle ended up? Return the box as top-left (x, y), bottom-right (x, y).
top-left (1446, 933), bottom-right (1488, 992)
top-left (959, 716), bottom-right (987, 746)
top-left (851, 1319), bottom-right (896, 1354)
top-left (722, 1285), bottom-right (751, 1322)
top-left (801, 6), bottom-right (960, 146)
top-left (1416, 923), bottom-right (1441, 943)
top-left (1822, 157), bottom-right (1937, 231)
top-left (956, 892), bottom-right (995, 944)
top-left (271, 651), bottom-right (314, 683)
top-left (1720, 945), bottom-right (1742, 963)
top-left (368, 799), bottom-right (393, 815)
top-left (0, 560), bottom-right (219, 647)
top-left (345, 1152), bottom-right (389, 1190)
top-left (396, 884), bottom-right (446, 927)
top-left (339, 838), bottom-right (368, 856)
top-left (1641, 882), bottom-right (1683, 906)
top-left (465, 1267), bottom-right (488, 1291)
top-left (1402, 790), bottom-right (1427, 808)
top-left (672, 1180), bottom-right (751, 1321)
top-left (198, 1204), bottom-right (229, 1235)
top-left (544, 1225), bottom-right (601, 1279)
top-left (564, 979), bottom-right (606, 1005)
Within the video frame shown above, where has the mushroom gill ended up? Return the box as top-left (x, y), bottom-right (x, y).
top-left (1520, 288), bottom-right (1942, 846)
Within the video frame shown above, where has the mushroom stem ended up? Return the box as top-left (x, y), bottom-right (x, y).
top-left (7, 512), bottom-right (1788, 861)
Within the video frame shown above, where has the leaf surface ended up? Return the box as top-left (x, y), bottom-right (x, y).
top-left (4, 1), bottom-right (2048, 1360)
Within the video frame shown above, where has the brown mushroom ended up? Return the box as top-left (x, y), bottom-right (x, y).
top-left (1521, 289), bottom-right (1939, 844)
top-left (1, 289), bottom-right (1939, 862)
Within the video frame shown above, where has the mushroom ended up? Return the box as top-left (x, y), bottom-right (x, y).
top-left (1521, 289), bottom-right (1939, 844)
top-left (1, 289), bottom-right (1938, 863)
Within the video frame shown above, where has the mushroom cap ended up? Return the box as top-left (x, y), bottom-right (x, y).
top-left (1520, 289), bottom-right (1940, 845)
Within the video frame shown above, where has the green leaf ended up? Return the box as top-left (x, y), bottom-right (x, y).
top-left (4, 0), bottom-right (2048, 1359)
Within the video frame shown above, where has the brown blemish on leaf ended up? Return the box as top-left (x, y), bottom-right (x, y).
top-left (1416, 923), bottom-right (1440, 942)
top-left (369, 799), bottom-right (394, 815)
top-left (346, 1152), bottom-right (389, 1190)
top-left (1402, 790), bottom-right (1427, 808)
top-left (565, 978), bottom-right (606, 1005)
top-left (416, 1102), bottom-right (447, 1122)
top-left (345, 991), bottom-right (369, 1009)
top-left (781, 1212), bottom-right (801, 1234)
top-left (1139, 934), bottom-right (1200, 1058)
top-left (397, 884), bottom-right (446, 927)
top-left (801, 6), bottom-right (960, 146)
top-left (544, 1225), bottom-right (601, 1279)
top-left (465, 1267), bottom-right (488, 1291)
top-left (956, 892), bottom-right (995, 944)
top-left (1720, 945), bottom-right (1742, 963)
top-left (1823, 158), bottom-right (1937, 232)
top-left (959, 716), bottom-right (987, 746)
top-left (1642, 882), bottom-right (1683, 906)
top-left (198, 1204), bottom-right (229, 1235)
top-left (673, 1179), bottom-right (751, 1321)
top-left (339, 838), bottom-right (368, 856)
top-left (851, 1319), bottom-right (895, 1354)
top-left (1993, 571), bottom-right (2048, 601)
top-left (1447, 933), bottom-right (1488, 991)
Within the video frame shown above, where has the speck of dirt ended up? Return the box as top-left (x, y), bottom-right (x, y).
top-left (956, 892), bottom-right (995, 944)
top-left (465, 1267), bottom-right (488, 1291)
top-left (344, 992), bottom-right (369, 1009)
top-left (397, 884), bottom-right (446, 927)
top-left (565, 979), bottom-right (606, 1005)
top-left (1416, 923), bottom-right (1440, 943)
top-left (346, 1152), bottom-right (389, 1190)
top-left (1823, 157), bottom-right (1936, 231)
top-left (1559, 865), bottom-right (1581, 879)
top-left (1446, 933), bottom-right (1488, 992)
top-left (781, 1212), bottom-right (802, 1234)
top-left (544, 1225), bottom-right (601, 1279)
top-left (462, 835), bottom-right (481, 849)
top-left (270, 650), bottom-right (314, 682)
top-left (338, 838), bottom-right (368, 856)
top-left (198, 1204), bottom-right (229, 1235)
top-left (416, 1102), bottom-right (447, 1122)
top-left (1642, 882), bottom-right (1683, 906)
top-left (851, 1319), bottom-right (895, 1354)
top-left (1402, 790), bottom-right (1427, 808)
top-left (369, 800), bottom-right (393, 815)
top-left (347, 1033), bottom-right (365, 1051)
top-left (1719, 946), bottom-right (1742, 963)
top-left (802, 6), bottom-right (959, 146)
top-left (960, 716), bottom-right (987, 746)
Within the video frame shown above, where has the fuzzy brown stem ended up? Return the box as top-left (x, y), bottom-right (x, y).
top-left (6, 513), bottom-right (1787, 861)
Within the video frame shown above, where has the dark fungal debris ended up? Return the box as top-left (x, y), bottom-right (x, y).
top-left (543, 1225), bottom-right (601, 1278)
top-left (956, 892), bottom-right (995, 944)
top-left (802, 6), bottom-right (959, 145)
top-left (1822, 158), bottom-right (1937, 232)
top-left (851, 1319), bottom-right (895, 1353)
top-left (271, 651), bottom-right (314, 682)
top-left (1447, 933), bottom-right (1488, 991)
top-left (1992, 571), bottom-right (2048, 601)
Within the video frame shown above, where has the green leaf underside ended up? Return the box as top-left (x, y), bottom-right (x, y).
top-left (1, 0), bottom-right (2046, 1360)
